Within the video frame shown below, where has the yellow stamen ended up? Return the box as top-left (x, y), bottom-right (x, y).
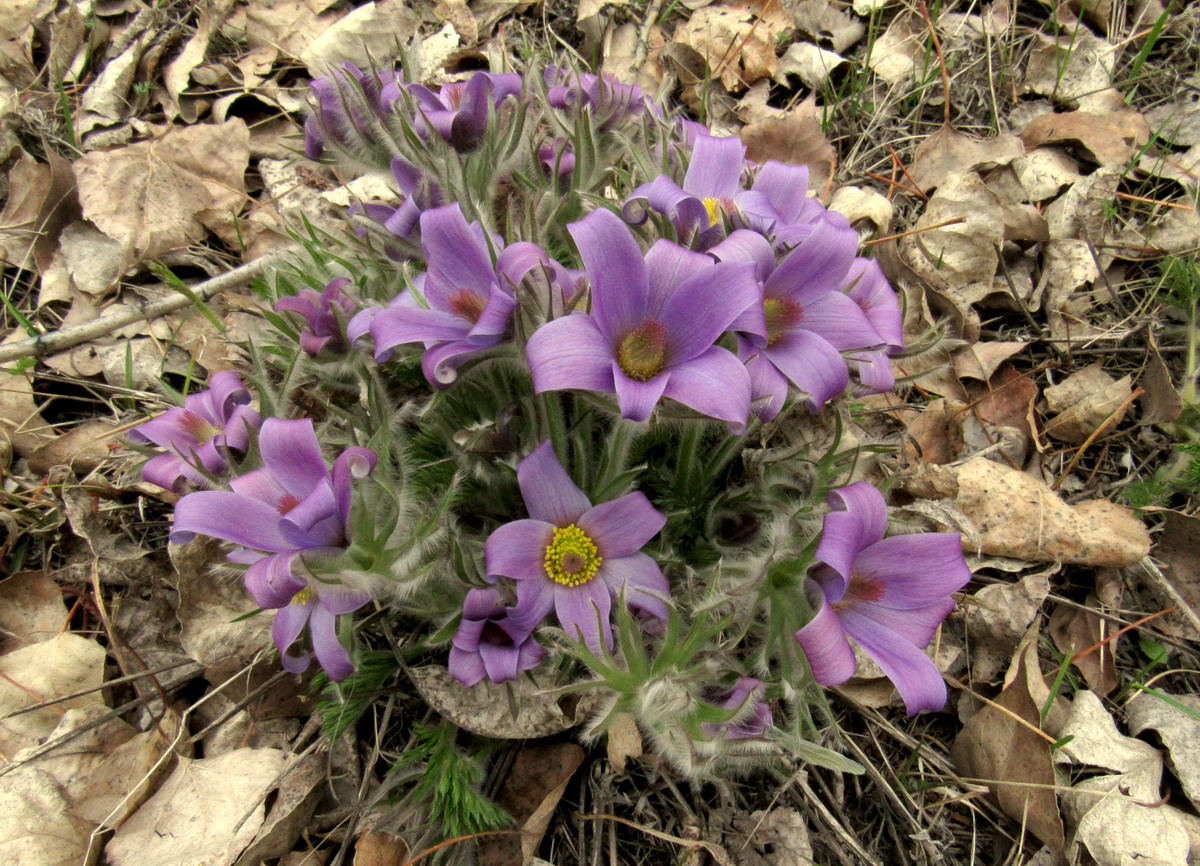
top-left (703, 197), bottom-right (723, 227)
top-left (543, 524), bottom-right (603, 587)
top-left (293, 586), bottom-right (315, 604)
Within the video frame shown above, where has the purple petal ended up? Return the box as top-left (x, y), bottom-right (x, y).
top-left (486, 518), bottom-right (556, 579)
top-left (517, 442), bottom-right (591, 525)
top-left (273, 602), bottom-right (312, 673)
top-left (827, 481), bottom-right (889, 544)
top-left (794, 582), bottom-right (857, 685)
top-left (851, 350), bottom-right (896, 393)
top-left (813, 481), bottom-right (888, 587)
top-left (312, 581), bottom-right (372, 615)
top-left (766, 217), bottom-right (860, 304)
top-left (854, 534), bottom-right (971, 609)
top-left (643, 239), bottom-right (718, 316)
top-left (449, 646), bottom-right (486, 686)
top-left (839, 608), bottom-right (949, 714)
top-left (660, 260), bottom-right (759, 363)
top-left (613, 367), bottom-right (669, 421)
top-left (708, 229), bottom-right (776, 282)
top-left (845, 258), bottom-right (903, 349)
top-left (257, 418), bottom-right (329, 498)
top-left (245, 552), bottom-right (305, 608)
top-left (762, 330), bottom-right (848, 410)
top-left (468, 289), bottom-right (516, 340)
top-left (661, 347), bottom-right (751, 430)
top-left (740, 341), bottom-right (790, 421)
top-left (799, 292), bottom-right (885, 351)
top-left (750, 161), bottom-right (815, 224)
top-left (370, 304), bottom-right (471, 355)
top-left (516, 636), bottom-right (546, 671)
top-left (420, 204), bottom-right (497, 305)
top-left (420, 339), bottom-right (490, 388)
top-left (141, 453), bottom-right (189, 490)
top-left (332, 446), bottom-right (377, 525)
top-left (462, 586), bottom-right (504, 621)
top-left (479, 640), bottom-right (520, 683)
top-left (578, 492), bottom-right (666, 559)
top-left (598, 552), bottom-right (670, 621)
top-left (510, 577), bottom-right (556, 633)
top-left (555, 579), bottom-right (613, 651)
top-left (568, 208), bottom-right (648, 339)
top-left (309, 602), bottom-right (355, 681)
top-left (852, 597), bottom-right (957, 650)
top-left (170, 491), bottom-right (291, 551)
top-left (683, 134), bottom-right (746, 199)
top-left (527, 314), bottom-right (617, 396)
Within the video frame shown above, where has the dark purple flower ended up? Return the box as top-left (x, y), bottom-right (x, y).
top-left (449, 587), bottom-right (545, 686)
top-left (170, 418), bottom-right (377, 681)
top-left (702, 677), bottom-right (773, 740)
top-left (275, 277), bottom-right (359, 358)
top-left (485, 441), bottom-right (669, 651)
top-left (350, 203), bottom-right (553, 387)
top-left (402, 72), bottom-right (522, 151)
top-left (794, 482), bottom-right (970, 715)
top-left (526, 208), bottom-right (759, 430)
top-left (710, 226), bottom-right (884, 417)
top-left (544, 67), bottom-right (655, 131)
top-left (305, 63), bottom-right (404, 160)
top-left (538, 138), bottom-right (576, 181)
top-left (129, 371), bottom-right (261, 491)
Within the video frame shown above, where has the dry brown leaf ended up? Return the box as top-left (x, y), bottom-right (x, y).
top-left (0, 150), bottom-right (78, 272)
top-left (1021, 110), bottom-right (1151, 167)
top-left (1021, 31), bottom-right (1117, 112)
top-left (901, 398), bottom-right (967, 465)
top-left (58, 220), bottom-right (126, 296)
top-left (729, 808), bottom-right (814, 865)
top-left (75, 119), bottom-right (250, 262)
top-left (867, 13), bottom-right (922, 84)
top-left (408, 665), bottom-right (600, 739)
top-left (478, 743), bottom-right (585, 866)
top-left (899, 171), bottom-right (1003, 305)
top-left (1042, 364), bottom-right (1132, 444)
top-left (233, 754), bottom-right (325, 866)
top-left (27, 419), bottom-right (124, 475)
top-left (963, 572), bottom-right (1051, 684)
top-left (675, 0), bottom-right (791, 92)
top-left (0, 632), bottom-right (107, 758)
top-left (1127, 692), bottom-right (1200, 812)
top-left (1146, 74), bottom-right (1200, 146)
top-left (1145, 511), bottom-right (1200, 641)
top-left (0, 768), bottom-right (92, 866)
top-left (901, 458), bottom-right (1151, 567)
top-left (105, 748), bottom-right (291, 866)
top-left (827, 185), bottom-right (892, 234)
top-left (1139, 334), bottom-right (1183, 426)
top-left (791, 0), bottom-right (862, 53)
top-left (354, 830), bottom-right (410, 866)
top-left (908, 125), bottom-right (1025, 194)
top-left (775, 42), bottom-right (845, 90)
top-left (1055, 690), bottom-right (1192, 866)
top-left (299, 0), bottom-right (419, 76)
top-left (162, 0), bottom-right (237, 118)
top-left (1009, 147), bottom-right (1083, 201)
top-left (606, 711), bottom-right (643, 772)
top-left (0, 572), bottom-right (67, 653)
top-left (952, 630), bottom-right (1065, 849)
top-left (1048, 575), bottom-right (1122, 696)
top-left (953, 342), bottom-right (1027, 381)
top-left (738, 92), bottom-right (834, 193)
top-left (226, 0), bottom-right (343, 61)
top-left (78, 22), bottom-right (154, 138)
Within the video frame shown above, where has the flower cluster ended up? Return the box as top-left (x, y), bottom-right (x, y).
top-left (130, 63), bottom-right (973, 785)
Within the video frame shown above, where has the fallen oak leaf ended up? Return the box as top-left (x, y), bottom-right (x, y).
top-left (1021, 110), bottom-right (1150, 167)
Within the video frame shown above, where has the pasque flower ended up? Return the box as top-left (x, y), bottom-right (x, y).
top-left (702, 677), bottom-right (773, 740)
top-left (526, 208), bottom-right (758, 429)
top-left (170, 418), bottom-right (377, 681)
top-left (794, 482), bottom-right (970, 715)
top-left (350, 157), bottom-right (445, 261)
top-left (449, 587), bottom-right (546, 686)
top-left (275, 277), bottom-right (358, 358)
top-left (485, 441), bottom-right (669, 651)
top-left (402, 72), bottom-right (522, 151)
top-left (709, 227), bottom-right (884, 416)
top-left (544, 67), bottom-right (654, 130)
top-left (351, 203), bottom-right (553, 387)
top-left (841, 258), bottom-right (904, 393)
top-left (305, 62), bottom-right (404, 161)
top-left (129, 371), bottom-right (262, 491)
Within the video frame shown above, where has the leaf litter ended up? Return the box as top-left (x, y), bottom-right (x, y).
top-left (1, 0), bottom-right (1200, 863)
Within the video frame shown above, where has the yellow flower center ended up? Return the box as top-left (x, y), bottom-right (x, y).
top-left (616, 319), bottom-right (668, 381)
top-left (544, 524), bottom-right (603, 587)
top-left (702, 197), bottom-right (724, 227)
top-left (292, 586), bottom-right (315, 605)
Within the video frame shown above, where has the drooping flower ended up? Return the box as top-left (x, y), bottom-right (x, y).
top-left (449, 587), bottom-right (545, 686)
top-left (544, 67), bottom-right (654, 131)
top-left (485, 441), bottom-right (669, 651)
top-left (351, 203), bottom-right (554, 387)
top-left (170, 418), bottom-right (378, 681)
top-left (538, 138), bottom-right (576, 182)
top-left (401, 72), bottom-right (522, 151)
top-left (129, 371), bottom-right (262, 491)
top-left (794, 482), bottom-right (970, 715)
top-left (702, 677), bottom-right (773, 740)
top-left (710, 227), bottom-right (884, 417)
top-left (349, 157), bottom-right (444, 262)
top-left (275, 277), bottom-right (359, 358)
top-left (305, 63), bottom-right (405, 161)
top-left (526, 208), bottom-right (759, 430)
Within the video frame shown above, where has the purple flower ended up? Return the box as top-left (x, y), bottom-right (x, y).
top-left (129, 371), bottom-right (261, 491)
top-left (710, 226), bottom-right (883, 416)
top-left (305, 63), bottom-right (404, 160)
top-left (544, 67), bottom-right (654, 131)
top-left (275, 277), bottom-right (358, 358)
top-left (842, 258), bottom-right (904, 393)
top-left (169, 418), bottom-right (378, 681)
top-left (350, 158), bottom-right (444, 261)
top-left (449, 587), bottom-right (546, 686)
top-left (402, 72), bottom-right (522, 151)
top-left (538, 138), bottom-right (576, 182)
top-left (485, 441), bottom-right (670, 651)
top-left (702, 677), bottom-right (773, 740)
top-left (350, 203), bottom-right (553, 387)
top-left (526, 208), bottom-right (758, 430)
top-left (794, 482), bottom-right (970, 715)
